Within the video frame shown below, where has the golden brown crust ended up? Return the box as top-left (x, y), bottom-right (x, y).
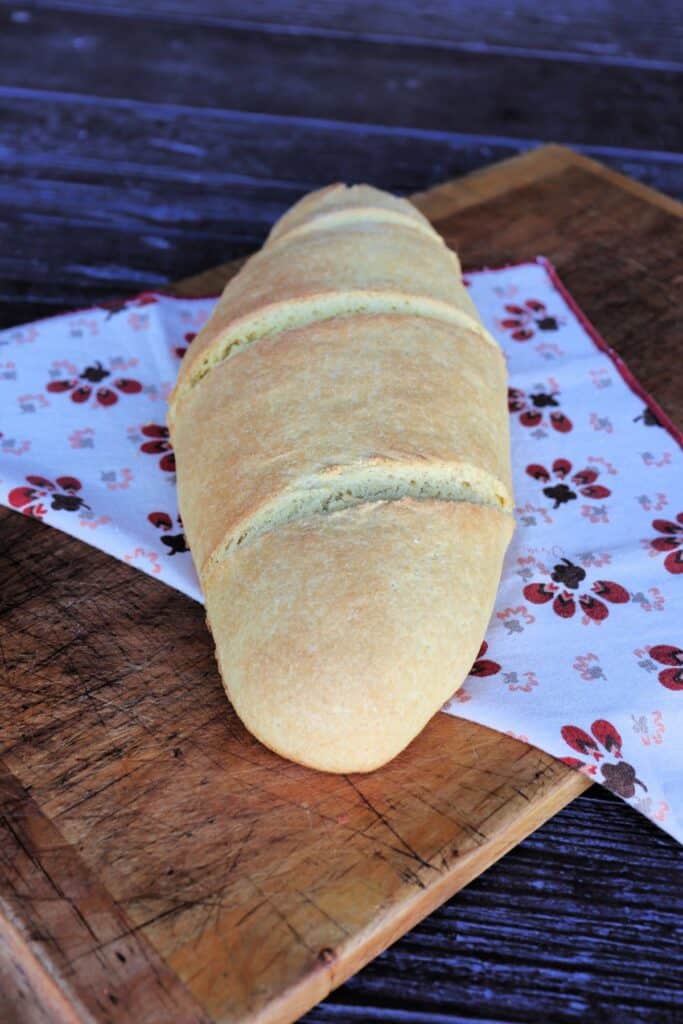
top-left (170, 183), bottom-right (515, 772)
top-left (171, 314), bottom-right (512, 572)
top-left (204, 499), bottom-right (513, 773)
top-left (265, 207), bottom-right (445, 249)
top-left (173, 220), bottom-right (480, 396)
top-left (265, 183), bottom-right (434, 245)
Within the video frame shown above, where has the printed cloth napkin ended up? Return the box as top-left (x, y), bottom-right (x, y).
top-left (1, 259), bottom-right (680, 842)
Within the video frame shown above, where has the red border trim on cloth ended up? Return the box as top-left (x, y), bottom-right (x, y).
top-left (1, 289), bottom-right (223, 330)
top-left (537, 256), bottom-right (683, 449)
top-left (465, 256), bottom-right (682, 449)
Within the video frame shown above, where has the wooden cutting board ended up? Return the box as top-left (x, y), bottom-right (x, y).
top-left (1, 145), bottom-right (680, 1024)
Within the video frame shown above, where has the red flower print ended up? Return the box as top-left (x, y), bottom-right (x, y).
top-left (8, 475), bottom-right (89, 519)
top-left (148, 511), bottom-right (188, 555)
top-left (174, 332), bottom-right (196, 360)
top-left (631, 711), bottom-right (665, 748)
top-left (0, 431), bottom-right (30, 457)
top-left (498, 299), bottom-right (563, 341)
top-left (47, 359), bottom-right (142, 408)
top-left (467, 641), bottom-right (538, 692)
top-left (451, 640), bottom-right (500, 703)
top-left (648, 645), bottom-right (683, 692)
top-left (508, 386), bottom-right (572, 433)
top-left (524, 556), bottom-right (629, 623)
top-left (641, 451), bottom-right (672, 468)
top-left (559, 718), bottom-right (646, 799)
top-left (140, 425), bottom-right (175, 473)
top-left (495, 605), bottom-right (535, 635)
top-left (526, 458), bottom-right (611, 510)
top-left (573, 652), bottom-right (605, 681)
top-left (468, 641), bottom-right (501, 677)
top-left (647, 513), bottom-right (683, 575)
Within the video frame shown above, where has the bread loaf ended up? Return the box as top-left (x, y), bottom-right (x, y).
top-left (168, 184), bottom-right (514, 772)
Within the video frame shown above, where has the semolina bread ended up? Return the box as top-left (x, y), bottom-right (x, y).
top-left (168, 184), bottom-right (514, 772)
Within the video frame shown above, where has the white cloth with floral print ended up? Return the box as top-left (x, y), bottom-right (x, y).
top-left (1, 260), bottom-right (681, 842)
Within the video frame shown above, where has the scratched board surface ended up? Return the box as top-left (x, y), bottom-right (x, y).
top-left (1, 147), bottom-right (681, 1024)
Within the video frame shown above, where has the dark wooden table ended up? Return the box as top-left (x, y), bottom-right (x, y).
top-left (1, 4), bottom-right (681, 1022)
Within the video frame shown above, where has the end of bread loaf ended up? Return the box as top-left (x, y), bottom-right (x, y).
top-left (204, 498), bottom-right (514, 773)
top-left (266, 182), bottom-right (432, 246)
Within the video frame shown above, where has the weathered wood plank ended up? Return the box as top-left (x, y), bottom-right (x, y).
top-left (12, 0), bottom-right (683, 65)
top-left (0, 90), bottom-right (522, 194)
top-left (305, 786), bottom-right (683, 1023)
top-left (0, 762), bottom-right (213, 1023)
top-left (0, 9), bottom-right (680, 152)
top-left (1, 93), bottom-right (682, 330)
top-left (3, 91), bottom-right (682, 201)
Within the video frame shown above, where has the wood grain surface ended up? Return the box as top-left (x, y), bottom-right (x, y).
top-left (1, 146), bottom-right (681, 1023)
top-left (1, 0), bottom-right (681, 332)
top-left (11, 0), bottom-right (683, 61)
top-left (3, 10), bottom-right (680, 152)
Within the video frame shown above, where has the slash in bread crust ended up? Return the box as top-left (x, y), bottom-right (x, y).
top-left (265, 182), bottom-right (435, 245)
top-left (169, 183), bottom-right (515, 772)
top-left (171, 219), bottom-right (488, 401)
top-left (170, 313), bottom-right (512, 572)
